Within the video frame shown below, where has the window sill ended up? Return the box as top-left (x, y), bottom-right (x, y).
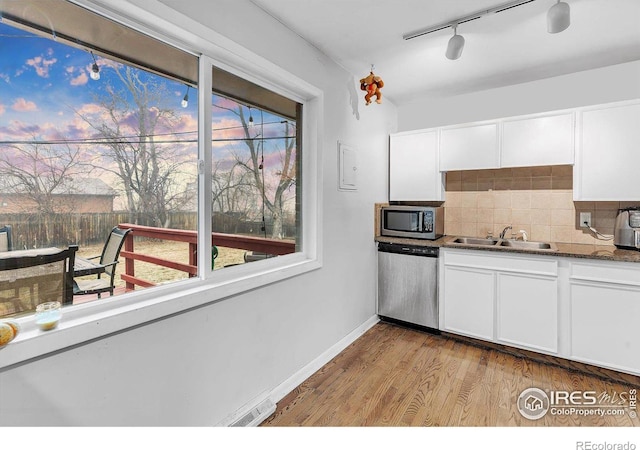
top-left (0, 255), bottom-right (320, 371)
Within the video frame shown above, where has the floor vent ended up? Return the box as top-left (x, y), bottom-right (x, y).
top-left (230, 398), bottom-right (276, 427)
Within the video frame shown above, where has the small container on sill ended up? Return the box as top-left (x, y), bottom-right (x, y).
top-left (35, 301), bottom-right (62, 331)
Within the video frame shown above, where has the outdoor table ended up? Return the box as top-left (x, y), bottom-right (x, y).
top-left (0, 247), bottom-right (105, 277)
top-left (0, 247), bottom-right (68, 310)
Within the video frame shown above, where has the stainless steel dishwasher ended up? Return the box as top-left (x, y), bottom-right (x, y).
top-left (377, 242), bottom-right (439, 331)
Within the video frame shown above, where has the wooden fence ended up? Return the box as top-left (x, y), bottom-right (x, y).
top-left (0, 211), bottom-right (295, 249)
top-left (0, 212), bottom-right (197, 249)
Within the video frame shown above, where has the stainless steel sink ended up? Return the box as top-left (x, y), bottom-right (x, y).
top-left (450, 236), bottom-right (558, 252)
top-left (451, 237), bottom-right (499, 246)
top-left (498, 240), bottom-right (557, 251)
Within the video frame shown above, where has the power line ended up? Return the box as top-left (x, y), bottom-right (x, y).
top-left (0, 135), bottom-right (296, 145)
top-left (0, 120), bottom-right (293, 145)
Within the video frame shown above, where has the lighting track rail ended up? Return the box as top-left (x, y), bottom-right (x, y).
top-left (403, 0), bottom-right (537, 40)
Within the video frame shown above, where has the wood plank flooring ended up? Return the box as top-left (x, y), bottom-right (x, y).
top-left (262, 322), bottom-right (640, 427)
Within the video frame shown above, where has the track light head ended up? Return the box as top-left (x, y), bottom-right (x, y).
top-left (547, 0), bottom-right (570, 34)
top-left (446, 26), bottom-right (465, 60)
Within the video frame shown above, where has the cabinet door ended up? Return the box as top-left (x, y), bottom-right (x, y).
top-left (570, 283), bottom-right (640, 375)
top-left (442, 265), bottom-right (494, 340)
top-left (389, 131), bottom-right (444, 201)
top-left (439, 123), bottom-right (499, 171)
top-left (574, 101), bottom-right (640, 200)
top-left (496, 272), bottom-right (558, 354)
top-left (501, 112), bottom-right (574, 168)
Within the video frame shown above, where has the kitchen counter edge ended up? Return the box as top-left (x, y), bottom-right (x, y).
top-left (374, 235), bottom-right (640, 263)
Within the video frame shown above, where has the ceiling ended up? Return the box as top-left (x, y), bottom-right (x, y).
top-left (250, 0), bottom-right (640, 105)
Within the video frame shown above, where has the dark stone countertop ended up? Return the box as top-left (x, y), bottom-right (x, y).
top-left (374, 235), bottom-right (640, 263)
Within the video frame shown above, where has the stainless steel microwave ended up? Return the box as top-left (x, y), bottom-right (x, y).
top-left (380, 206), bottom-right (444, 240)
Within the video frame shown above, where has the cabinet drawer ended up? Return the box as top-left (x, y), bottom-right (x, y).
top-left (571, 261), bottom-right (640, 287)
top-left (443, 249), bottom-right (558, 276)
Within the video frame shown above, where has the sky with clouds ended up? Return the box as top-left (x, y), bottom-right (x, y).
top-left (0, 20), bottom-right (296, 212)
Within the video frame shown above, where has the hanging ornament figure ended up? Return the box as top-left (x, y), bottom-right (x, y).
top-left (360, 70), bottom-right (384, 105)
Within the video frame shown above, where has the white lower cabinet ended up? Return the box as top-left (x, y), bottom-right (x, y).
top-left (440, 249), bottom-right (559, 354)
top-left (496, 272), bottom-right (558, 353)
top-left (442, 266), bottom-right (494, 341)
top-left (441, 249), bottom-right (640, 376)
top-left (569, 261), bottom-right (640, 375)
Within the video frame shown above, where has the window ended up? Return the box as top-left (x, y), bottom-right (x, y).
top-left (209, 66), bottom-right (302, 269)
top-left (0, 0), bottom-right (199, 315)
top-left (0, 0), bottom-right (310, 322)
top-left (0, 0), bottom-right (319, 367)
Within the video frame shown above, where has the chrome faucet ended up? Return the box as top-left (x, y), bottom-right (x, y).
top-left (499, 225), bottom-right (512, 239)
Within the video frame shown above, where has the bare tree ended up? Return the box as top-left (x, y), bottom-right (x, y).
top-left (213, 102), bottom-right (296, 239)
top-left (211, 159), bottom-right (257, 226)
top-left (0, 139), bottom-right (87, 244)
top-left (76, 66), bottom-right (194, 227)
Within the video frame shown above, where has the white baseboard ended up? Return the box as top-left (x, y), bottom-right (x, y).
top-left (216, 315), bottom-right (379, 427)
top-left (268, 315), bottom-right (379, 405)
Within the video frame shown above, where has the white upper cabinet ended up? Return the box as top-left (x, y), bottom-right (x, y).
top-left (439, 122), bottom-right (499, 171)
top-left (389, 130), bottom-right (445, 202)
top-left (501, 112), bottom-right (574, 168)
top-left (574, 100), bottom-right (640, 201)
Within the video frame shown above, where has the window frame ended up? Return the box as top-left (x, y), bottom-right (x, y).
top-left (0, 0), bottom-right (323, 370)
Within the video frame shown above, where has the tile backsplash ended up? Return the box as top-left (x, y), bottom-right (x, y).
top-left (443, 165), bottom-right (640, 246)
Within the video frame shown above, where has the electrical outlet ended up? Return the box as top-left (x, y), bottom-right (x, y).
top-left (580, 212), bottom-right (592, 228)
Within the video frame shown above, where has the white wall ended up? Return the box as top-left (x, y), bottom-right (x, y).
top-left (398, 60), bottom-right (640, 131)
top-left (0, 1), bottom-right (395, 425)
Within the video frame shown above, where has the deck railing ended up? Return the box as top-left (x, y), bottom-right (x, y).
top-left (117, 223), bottom-right (296, 291)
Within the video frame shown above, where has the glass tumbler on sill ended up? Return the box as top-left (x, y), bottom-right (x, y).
top-left (35, 301), bottom-right (62, 331)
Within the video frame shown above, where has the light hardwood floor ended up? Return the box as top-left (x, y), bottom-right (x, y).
top-left (262, 322), bottom-right (640, 427)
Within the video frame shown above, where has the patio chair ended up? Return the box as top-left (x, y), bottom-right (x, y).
top-left (0, 245), bottom-right (77, 315)
top-left (0, 225), bottom-right (12, 252)
top-left (73, 226), bottom-right (132, 299)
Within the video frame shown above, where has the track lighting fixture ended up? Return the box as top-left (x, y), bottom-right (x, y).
top-left (181, 85), bottom-right (190, 108)
top-left (547, 0), bottom-right (570, 34)
top-left (403, 0), bottom-right (572, 60)
top-left (445, 25), bottom-right (465, 60)
top-left (89, 51), bottom-right (100, 81)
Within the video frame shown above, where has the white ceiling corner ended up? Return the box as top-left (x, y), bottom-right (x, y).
top-left (250, 0), bottom-right (640, 104)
